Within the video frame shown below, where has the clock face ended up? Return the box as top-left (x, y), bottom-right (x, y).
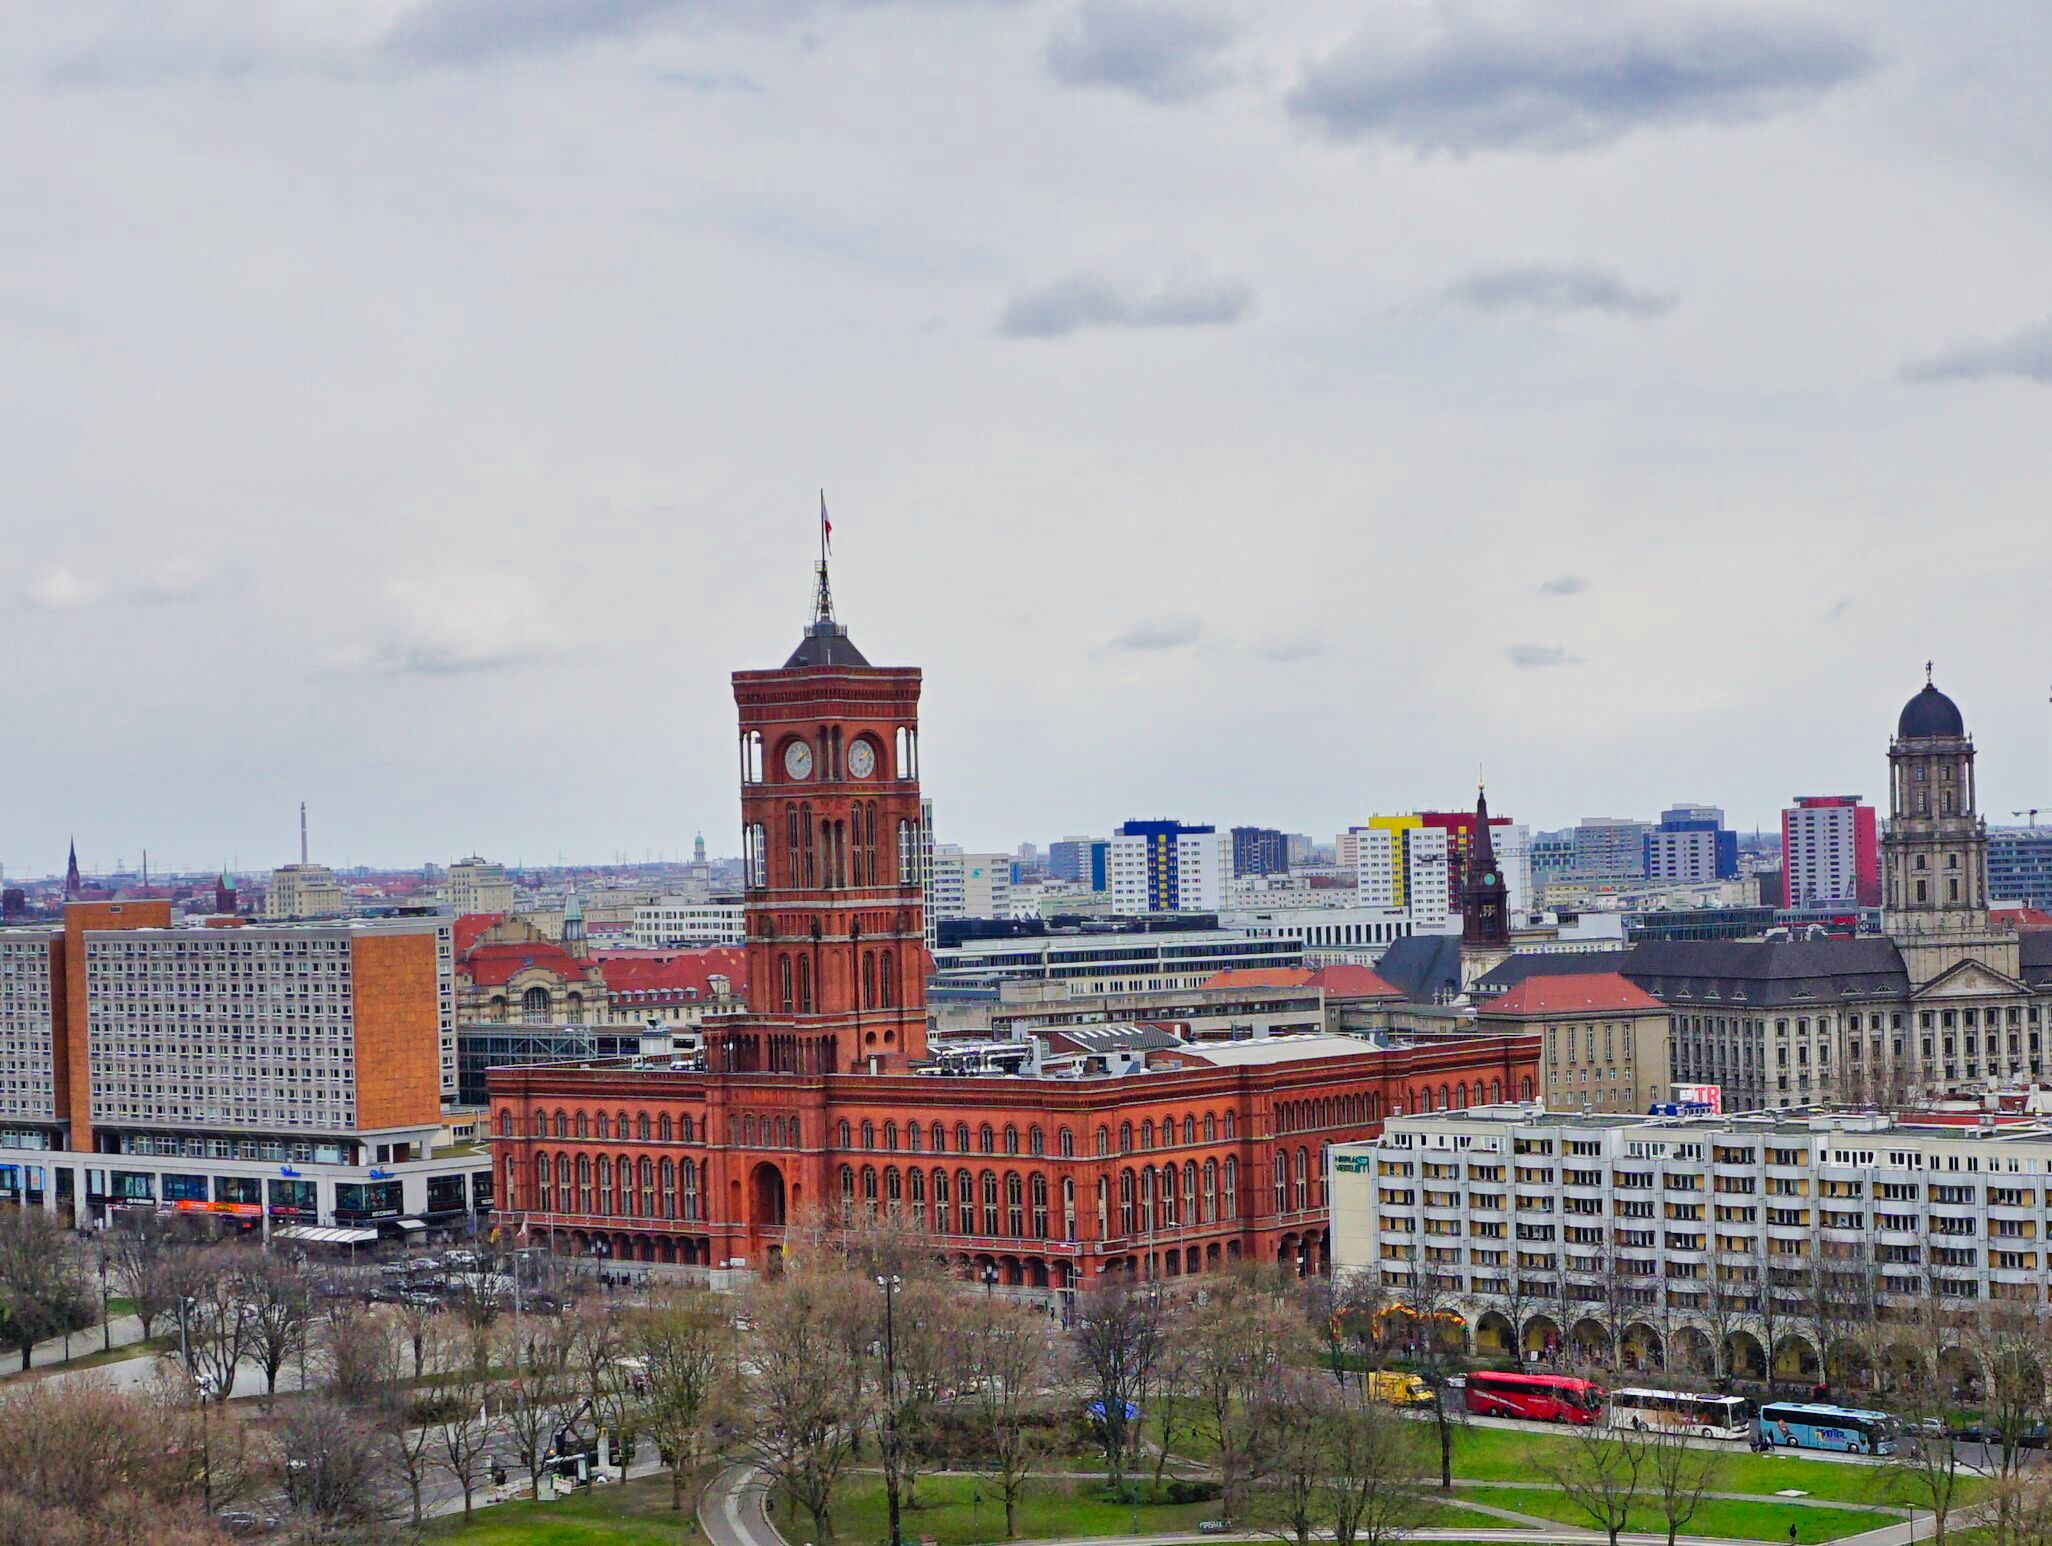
top-left (1482, 872), bottom-right (1498, 887)
top-left (783, 740), bottom-right (814, 780)
top-left (847, 740), bottom-right (877, 779)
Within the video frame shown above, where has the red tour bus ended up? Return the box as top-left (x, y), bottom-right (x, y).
top-left (1464, 1370), bottom-right (1605, 1424)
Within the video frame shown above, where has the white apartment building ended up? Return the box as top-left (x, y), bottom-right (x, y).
top-left (1354, 826), bottom-right (1452, 931)
top-left (443, 856), bottom-right (516, 915)
top-left (265, 862), bottom-right (345, 920)
top-left (1331, 1103), bottom-right (2052, 1376)
top-left (1222, 902), bottom-right (1419, 965)
top-left (632, 899), bottom-right (746, 948)
top-left (931, 928), bottom-right (1305, 995)
top-left (1108, 824), bottom-right (1232, 914)
top-left (930, 846), bottom-right (1014, 922)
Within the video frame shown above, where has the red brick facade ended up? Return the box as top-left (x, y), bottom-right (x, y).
top-left (489, 596), bottom-right (1539, 1286)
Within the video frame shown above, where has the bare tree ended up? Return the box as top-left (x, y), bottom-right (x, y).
top-left (963, 1293), bottom-right (1059, 1539)
top-left (1989, 1464), bottom-right (2052, 1546)
top-left (1644, 1418), bottom-right (1724, 1546)
top-left (1385, 1268), bottom-right (1469, 1493)
top-left (236, 1251), bottom-right (310, 1405)
top-left (1322, 1388), bottom-right (1420, 1546)
top-left (1533, 1421), bottom-right (1650, 1546)
top-left (496, 1313), bottom-right (580, 1499)
top-left (275, 1397), bottom-right (405, 1542)
top-left (1883, 1350), bottom-right (1981, 1546)
top-left (316, 1301), bottom-right (390, 1411)
top-left (1183, 1268), bottom-right (1306, 1520)
top-left (0, 1380), bottom-right (224, 1544)
top-left (1970, 1302), bottom-right (2050, 1500)
top-left (738, 1265), bottom-right (869, 1543)
top-left (103, 1213), bottom-right (182, 1341)
top-left (171, 1248), bottom-right (251, 1403)
top-left (430, 1326), bottom-right (496, 1518)
top-left (631, 1288), bottom-right (734, 1515)
top-left (1249, 1367), bottom-right (1338, 1546)
top-left (0, 1207), bottom-right (92, 1371)
top-left (1070, 1279), bottom-right (1163, 1500)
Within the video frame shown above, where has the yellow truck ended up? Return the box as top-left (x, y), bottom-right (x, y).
top-left (1364, 1371), bottom-right (1434, 1407)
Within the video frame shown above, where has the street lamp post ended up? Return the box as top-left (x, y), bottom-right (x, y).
top-left (98, 1246), bottom-right (111, 1354)
top-left (982, 1262), bottom-right (998, 1296)
top-left (876, 1274), bottom-right (904, 1546)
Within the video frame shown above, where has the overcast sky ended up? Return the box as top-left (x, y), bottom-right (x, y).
top-left (7, 1), bottom-right (2052, 877)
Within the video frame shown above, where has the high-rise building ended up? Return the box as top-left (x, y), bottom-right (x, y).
top-left (929, 846), bottom-right (1014, 921)
top-left (1230, 826), bottom-right (1290, 878)
top-left (1570, 817), bottom-right (1652, 882)
top-left (1047, 835), bottom-right (1110, 891)
top-left (1647, 806), bottom-right (1739, 884)
top-left (1351, 820), bottom-right (1451, 931)
top-left (0, 901), bottom-right (484, 1232)
top-left (1991, 829), bottom-right (2052, 908)
top-left (1783, 795), bottom-right (1880, 909)
top-left (443, 855), bottom-right (516, 915)
top-left (1108, 820), bottom-right (1231, 913)
top-left (264, 863), bottom-right (345, 920)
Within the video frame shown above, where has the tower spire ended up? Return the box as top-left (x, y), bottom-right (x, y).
top-left (64, 839), bottom-right (81, 901)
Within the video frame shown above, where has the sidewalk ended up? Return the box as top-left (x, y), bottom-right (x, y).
top-left (14, 1312), bottom-right (147, 1374)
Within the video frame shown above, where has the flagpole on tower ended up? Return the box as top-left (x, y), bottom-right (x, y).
top-left (815, 490), bottom-right (835, 624)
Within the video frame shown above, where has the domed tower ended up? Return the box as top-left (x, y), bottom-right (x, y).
top-left (1883, 666), bottom-right (2016, 985)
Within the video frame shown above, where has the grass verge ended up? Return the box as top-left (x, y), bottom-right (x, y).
top-left (1458, 1485), bottom-right (1888, 1543)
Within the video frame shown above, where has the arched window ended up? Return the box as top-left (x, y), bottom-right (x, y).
top-left (979, 1170), bottom-right (1000, 1236)
top-left (861, 1166), bottom-right (879, 1210)
top-left (535, 1150), bottom-right (551, 1195)
top-left (660, 1157), bottom-right (677, 1219)
top-left (932, 1168), bottom-right (950, 1228)
top-left (1295, 1147), bottom-right (1310, 1211)
top-left (1097, 1175), bottom-right (1110, 1235)
top-left (1119, 1169), bottom-right (1136, 1234)
top-left (575, 1110), bottom-right (589, 1138)
top-left (931, 1122), bottom-right (945, 1152)
top-left (1160, 1165), bottom-right (1177, 1228)
top-left (522, 985), bottom-right (551, 1024)
top-left (596, 1112), bottom-right (612, 1140)
top-left (1273, 1152), bottom-right (1287, 1212)
top-left (597, 1155), bottom-right (614, 1214)
top-left (1489, 1079), bottom-right (1501, 1103)
top-left (880, 949), bottom-right (896, 1009)
top-left (1203, 1112), bottom-right (1217, 1142)
top-left (1223, 1111), bottom-right (1237, 1140)
top-left (884, 1121), bottom-right (899, 1151)
top-left (797, 956), bottom-right (813, 1013)
top-left (636, 1113), bottom-right (651, 1140)
top-left (1006, 1171), bottom-right (1024, 1237)
top-left (1057, 1127), bottom-right (1073, 1158)
top-left (1062, 1176), bottom-right (1076, 1240)
top-left (1120, 1122), bottom-right (1134, 1153)
top-left (957, 1169), bottom-right (976, 1234)
top-left (1223, 1155), bottom-right (1237, 1217)
top-left (576, 1153), bottom-right (593, 1212)
top-left (1140, 1120), bottom-right (1155, 1151)
top-left (1521, 1075), bottom-right (1535, 1100)
top-left (682, 1157), bottom-right (700, 1220)
top-left (885, 1166), bottom-right (903, 1208)
top-left (1031, 1173), bottom-right (1049, 1239)
top-left (1183, 1160), bottom-right (1198, 1222)
top-left (907, 1122), bottom-right (922, 1153)
top-left (496, 1109), bottom-right (512, 1139)
top-left (861, 951), bottom-right (876, 1009)
top-left (1095, 1126), bottom-right (1110, 1156)
top-left (898, 819), bottom-right (916, 884)
top-left (801, 802), bottom-right (816, 886)
top-left (742, 1115), bottom-right (757, 1146)
top-left (1203, 1158), bottom-right (1218, 1222)
top-left (682, 1114), bottom-right (694, 1142)
top-left (839, 1166), bottom-right (855, 1210)
top-left (1182, 1115), bottom-right (1196, 1145)
top-left (955, 1122), bottom-right (971, 1152)
top-left (909, 1166), bottom-right (927, 1227)
top-left (1029, 1127), bottom-right (1045, 1157)
top-left (979, 1124), bottom-right (995, 1155)
top-left (838, 1119), bottom-right (852, 1147)
top-left (1004, 1124), bottom-right (1020, 1155)
top-left (861, 1121), bottom-right (876, 1150)
top-left (779, 955), bottom-right (794, 1013)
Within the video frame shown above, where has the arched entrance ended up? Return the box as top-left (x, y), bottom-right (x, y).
top-left (1475, 1310), bottom-right (1517, 1356)
top-left (1725, 1330), bottom-right (1767, 1380)
top-left (1621, 1322), bottom-right (1663, 1371)
top-left (1671, 1327), bottom-right (1716, 1378)
top-left (1522, 1314), bottom-right (1562, 1361)
top-left (751, 1162), bottom-right (787, 1227)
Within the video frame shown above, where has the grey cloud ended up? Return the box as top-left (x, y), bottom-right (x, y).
top-left (1045, 0), bottom-right (1236, 103)
top-left (1903, 318), bottom-right (2052, 385)
top-left (20, 560), bottom-right (219, 610)
top-left (1449, 263), bottom-right (1676, 318)
top-left (382, 0), bottom-right (685, 66)
top-left (1110, 614), bottom-right (1203, 651)
top-left (1507, 643), bottom-right (1581, 668)
top-left (1537, 574), bottom-right (1591, 595)
top-left (132, 557), bottom-right (219, 603)
top-left (1249, 630), bottom-right (1329, 662)
top-left (1824, 596), bottom-right (1853, 623)
top-left (21, 566), bottom-right (104, 612)
top-left (1287, 4), bottom-right (1872, 155)
top-left (999, 272), bottom-right (1254, 339)
top-left (342, 573), bottom-right (571, 675)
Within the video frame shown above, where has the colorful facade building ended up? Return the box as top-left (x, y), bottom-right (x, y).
top-left (488, 561), bottom-right (1538, 1288)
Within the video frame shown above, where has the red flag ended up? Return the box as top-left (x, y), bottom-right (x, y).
top-left (820, 490), bottom-right (833, 553)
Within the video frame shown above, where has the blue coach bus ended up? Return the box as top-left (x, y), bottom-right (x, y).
top-left (1757, 1402), bottom-right (1901, 1455)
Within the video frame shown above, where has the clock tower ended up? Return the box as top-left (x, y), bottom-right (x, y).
top-left (1460, 785), bottom-right (1511, 952)
top-left (710, 555), bottom-right (929, 1075)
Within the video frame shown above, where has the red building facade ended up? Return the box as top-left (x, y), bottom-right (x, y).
top-left (489, 572), bottom-right (1539, 1288)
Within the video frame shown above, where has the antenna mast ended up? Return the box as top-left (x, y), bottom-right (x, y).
top-left (300, 802), bottom-right (308, 866)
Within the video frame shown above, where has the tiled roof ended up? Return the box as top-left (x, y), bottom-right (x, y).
top-left (1200, 968), bottom-right (1317, 990)
top-left (1305, 963), bottom-right (1403, 1000)
top-left (454, 913), bottom-right (506, 956)
top-left (598, 946), bottom-right (748, 1000)
top-left (1482, 972), bottom-right (1666, 1017)
top-left (461, 940), bottom-right (592, 988)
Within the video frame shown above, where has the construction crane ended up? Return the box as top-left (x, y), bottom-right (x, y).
top-left (2016, 810), bottom-right (2042, 829)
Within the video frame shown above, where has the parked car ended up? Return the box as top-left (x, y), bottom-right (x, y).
top-left (1198, 1521), bottom-right (1234, 1534)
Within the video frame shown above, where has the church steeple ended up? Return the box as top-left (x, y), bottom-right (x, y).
top-left (64, 840), bottom-right (82, 901)
top-left (1461, 785), bottom-right (1510, 950)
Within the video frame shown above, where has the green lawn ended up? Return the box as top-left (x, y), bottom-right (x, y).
top-left (1458, 1486), bottom-right (1887, 1543)
top-left (425, 1475), bottom-right (695, 1545)
top-left (831, 1472), bottom-right (1223, 1545)
top-left (1438, 1425), bottom-right (1926, 1506)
